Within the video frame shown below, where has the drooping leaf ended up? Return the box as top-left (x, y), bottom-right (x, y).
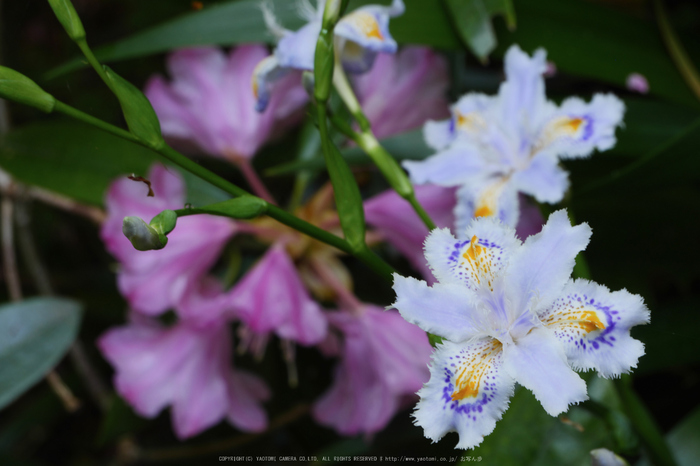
top-left (0, 298), bottom-right (82, 410)
top-left (444, 0), bottom-right (515, 62)
top-left (103, 66), bottom-right (164, 149)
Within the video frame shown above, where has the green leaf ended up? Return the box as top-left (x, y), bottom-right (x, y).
top-left (0, 298), bottom-right (82, 410)
top-left (665, 406), bottom-right (700, 466)
top-left (103, 66), bottom-right (164, 149)
top-left (0, 120), bottom-right (227, 207)
top-left (0, 66), bottom-right (55, 113)
top-left (493, 0), bottom-right (700, 108)
top-left (46, 0), bottom-right (459, 79)
top-left (636, 405), bottom-right (700, 466)
top-left (320, 123), bottom-right (366, 252)
top-left (95, 395), bottom-right (148, 447)
top-left (444, 0), bottom-right (515, 62)
top-left (468, 387), bottom-right (616, 466)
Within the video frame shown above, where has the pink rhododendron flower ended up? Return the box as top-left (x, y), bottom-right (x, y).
top-left (313, 306), bottom-right (432, 435)
top-left (101, 164), bottom-right (236, 316)
top-left (365, 185), bottom-right (457, 279)
top-left (352, 46), bottom-right (451, 139)
top-left (98, 318), bottom-right (269, 439)
top-left (145, 45), bottom-right (307, 161)
top-left (229, 245), bottom-right (328, 346)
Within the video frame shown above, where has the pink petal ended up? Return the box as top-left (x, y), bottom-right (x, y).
top-left (365, 185), bottom-right (457, 280)
top-left (353, 47), bottom-right (450, 139)
top-left (313, 306), bottom-right (431, 435)
top-left (144, 45), bottom-right (307, 160)
top-left (230, 245), bottom-right (327, 345)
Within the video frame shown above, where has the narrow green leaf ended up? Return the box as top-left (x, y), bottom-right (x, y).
top-left (46, 0), bottom-right (85, 41)
top-left (103, 66), bottom-right (164, 149)
top-left (0, 67), bottom-right (55, 113)
top-left (0, 298), bottom-right (82, 410)
top-left (319, 117), bottom-right (366, 251)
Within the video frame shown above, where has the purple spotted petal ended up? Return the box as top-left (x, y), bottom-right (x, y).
top-left (540, 279), bottom-right (649, 378)
top-left (414, 338), bottom-right (515, 449)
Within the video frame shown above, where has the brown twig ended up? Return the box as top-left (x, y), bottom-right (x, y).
top-left (14, 200), bottom-right (111, 411)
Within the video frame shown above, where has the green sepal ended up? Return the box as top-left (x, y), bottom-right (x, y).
top-left (177, 196), bottom-right (268, 220)
top-left (0, 66), bottom-right (56, 113)
top-left (103, 66), bottom-right (164, 149)
top-left (428, 333), bottom-right (444, 347)
top-left (47, 0), bottom-right (86, 41)
top-left (149, 209), bottom-right (177, 236)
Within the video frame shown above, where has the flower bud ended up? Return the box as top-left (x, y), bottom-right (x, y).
top-left (0, 66), bottom-right (56, 113)
top-left (122, 217), bottom-right (166, 251)
top-left (47, 0), bottom-right (86, 41)
top-left (590, 449), bottom-right (628, 466)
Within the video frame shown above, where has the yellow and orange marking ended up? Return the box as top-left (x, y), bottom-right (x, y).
top-left (344, 11), bottom-right (384, 40)
top-left (460, 235), bottom-right (497, 290)
top-left (543, 304), bottom-right (606, 334)
top-left (451, 340), bottom-right (502, 401)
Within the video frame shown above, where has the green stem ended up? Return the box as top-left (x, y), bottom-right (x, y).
top-left (614, 375), bottom-right (678, 466)
top-left (654, 0), bottom-right (700, 102)
top-left (354, 244), bottom-right (395, 283)
top-left (332, 62), bottom-right (436, 230)
top-left (76, 39), bottom-right (111, 88)
top-left (52, 101), bottom-right (358, 257)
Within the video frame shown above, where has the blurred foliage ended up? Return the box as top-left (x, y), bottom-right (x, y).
top-left (0, 0), bottom-right (699, 464)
